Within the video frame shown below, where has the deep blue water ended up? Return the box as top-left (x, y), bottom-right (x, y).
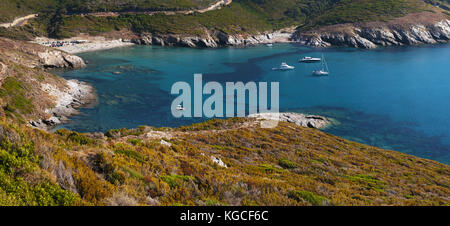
top-left (56, 43), bottom-right (450, 164)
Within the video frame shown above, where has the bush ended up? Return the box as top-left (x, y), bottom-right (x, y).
top-left (278, 158), bottom-right (299, 169)
top-left (291, 190), bottom-right (331, 206)
top-left (66, 132), bottom-right (91, 145)
top-left (161, 174), bottom-right (194, 188)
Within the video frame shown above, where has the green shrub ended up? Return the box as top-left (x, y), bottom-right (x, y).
top-left (113, 143), bottom-right (147, 163)
top-left (258, 164), bottom-right (283, 174)
top-left (291, 190), bottom-right (331, 206)
top-left (66, 132), bottom-right (91, 145)
top-left (278, 158), bottom-right (299, 169)
top-left (0, 77), bottom-right (33, 116)
top-left (161, 174), bottom-right (194, 188)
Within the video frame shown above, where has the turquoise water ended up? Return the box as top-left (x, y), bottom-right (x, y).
top-left (57, 44), bottom-right (450, 164)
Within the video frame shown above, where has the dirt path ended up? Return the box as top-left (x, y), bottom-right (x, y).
top-left (80, 0), bottom-right (232, 17)
top-left (0, 14), bottom-right (38, 28)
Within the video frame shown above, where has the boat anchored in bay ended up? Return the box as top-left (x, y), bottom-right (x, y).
top-left (299, 56), bottom-right (321, 63)
top-left (312, 55), bottom-right (330, 76)
top-left (273, 62), bottom-right (295, 71)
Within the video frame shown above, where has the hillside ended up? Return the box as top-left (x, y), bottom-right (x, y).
top-left (0, 38), bottom-right (94, 129)
top-left (0, 114), bottom-right (449, 206)
top-left (0, 0), bottom-right (218, 23)
top-left (0, 0), bottom-right (447, 38)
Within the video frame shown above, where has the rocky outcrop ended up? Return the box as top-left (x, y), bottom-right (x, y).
top-left (294, 12), bottom-right (450, 49)
top-left (30, 79), bottom-right (96, 129)
top-left (0, 61), bottom-right (7, 82)
top-left (37, 50), bottom-right (86, 68)
top-left (248, 112), bottom-right (330, 129)
top-left (132, 28), bottom-right (294, 48)
top-left (0, 37), bottom-right (87, 69)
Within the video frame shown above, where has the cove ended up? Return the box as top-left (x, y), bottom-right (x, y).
top-left (55, 43), bottom-right (450, 164)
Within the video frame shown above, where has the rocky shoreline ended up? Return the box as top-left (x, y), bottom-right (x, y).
top-left (131, 27), bottom-right (295, 48)
top-left (294, 13), bottom-right (450, 49)
top-left (30, 79), bottom-right (97, 130)
top-left (248, 113), bottom-right (331, 129)
top-left (33, 12), bottom-right (450, 51)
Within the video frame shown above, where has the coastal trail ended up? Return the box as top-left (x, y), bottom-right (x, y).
top-left (0, 14), bottom-right (38, 28)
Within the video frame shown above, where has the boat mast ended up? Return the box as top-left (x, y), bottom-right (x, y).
top-left (323, 55), bottom-right (329, 73)
top-left (321, 54), bottom-right (325, 71)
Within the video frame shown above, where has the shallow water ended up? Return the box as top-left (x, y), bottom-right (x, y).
top-left (56, 43), bottom-right (450, 164)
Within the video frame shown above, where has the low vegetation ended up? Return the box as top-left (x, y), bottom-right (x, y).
top-left (0, 116), bottom-right (449, 206)
top-left (0, 2), bottom-right (448, 206)
top-left (1, 0), bottom-right (448, 39)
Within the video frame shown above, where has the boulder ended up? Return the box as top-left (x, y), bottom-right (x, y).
top-left (38, 50), bottom-right (86, 69)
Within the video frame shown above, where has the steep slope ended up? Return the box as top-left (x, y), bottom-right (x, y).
top-left (294, 11), bottom-right (450, 48)
top-left (0, 0), bottom-right (219, 23)
top-left (0, 38), bottom-right (94, 129)
top-left (22, 0), bottom-right (447, 48)
top-left (0, 117), bottom-right (449, 206)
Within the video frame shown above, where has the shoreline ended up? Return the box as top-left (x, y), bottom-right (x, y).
top-left (34, 36), bottom-right (135, 54)
top-left (30, 79), bottom-right (97, 130)
top-left (58, 40), bottom-right (135, 54)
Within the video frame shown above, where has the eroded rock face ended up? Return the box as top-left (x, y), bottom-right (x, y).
top-left (37, 50), bottom-right (86, 69)
top-left (294, 18), bottom-right (450, 49)
top-left (248, 113), bottom-right (330, 129)
top-left (30, 79), bottom-right (96, 129)
top-left (132, 28), bottom-right (294, 48)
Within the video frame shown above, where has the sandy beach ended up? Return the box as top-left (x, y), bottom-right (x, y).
top-left (34, 36), bottom-right (135, 54)
top-left (57, 39), bottom-right (134, 54)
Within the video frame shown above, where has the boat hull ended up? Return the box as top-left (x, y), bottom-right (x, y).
top-left (300, 59), bottom-right (321, 63)
top-left (312, 71), bottom-right (329, 76)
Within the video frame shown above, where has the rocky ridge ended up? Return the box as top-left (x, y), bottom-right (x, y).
top-left (248, 113), bottom-right (331, 129)
top-left (0, 38), bottom-right (94, 130)
top-left (30, 80), bottom-right (96, 129)
top-left (0, 37), bottom-right (86, 69)
top-left (132, 28), bottom-right (295, 48)
top-left (294, 12), bottom-right (450, 49)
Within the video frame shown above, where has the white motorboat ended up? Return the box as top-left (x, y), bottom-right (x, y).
top-left (299, 56), bottom-right (321, 63)
top-left (312, 55), bottom-right (330, 76)
top-left (176, 104), bottom-right (185, 111)
top-left (266, 43), bottom-right (273, 47)
top-left (273, 62), bottom-right (295, 71)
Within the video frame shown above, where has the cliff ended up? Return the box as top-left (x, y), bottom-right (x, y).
top-left (131, 27), bottom-right (295, 48)
top-left (0, 38), bottom-right (94, 130)
top-left (294, 12), bottom-right (450, 49)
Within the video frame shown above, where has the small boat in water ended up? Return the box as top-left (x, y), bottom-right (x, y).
top-left (273, 62), bottom-right (295, 71)
top-left (299, 56), bottom-right (321, 63)
top-left (176, 104), bottom-right (185, 111)
top-left (266, 43), bottom-right (273, 47)
top-left (312, 55), bottom-right (329, 76)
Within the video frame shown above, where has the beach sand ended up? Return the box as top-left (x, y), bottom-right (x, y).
top-left (34, 36), bottom-right (135, 54)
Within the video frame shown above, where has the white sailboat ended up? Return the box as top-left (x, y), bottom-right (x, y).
top-left (312, 55), bottom-right (329, 76)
